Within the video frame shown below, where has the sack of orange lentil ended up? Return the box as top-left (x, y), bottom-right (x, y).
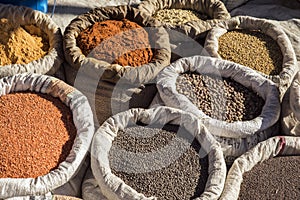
top-left (155, 55), bottom-right (280, 163)
top-left (0, 4), bottom-right (64, 78)
top-left (90, 106), bottom-right (226, 200)
top-left (63, 5), bottom-right (171, 86)
top-left (138, 0), bottom-right (230, 43)
top-left (0, 73), bottom-right (94, 199)
top-left (282, 71), bottom-right (300, 136)
top-left (220, 136), bottom-right (300, 200)
top-left (203, 15), bottom-right (298, 100)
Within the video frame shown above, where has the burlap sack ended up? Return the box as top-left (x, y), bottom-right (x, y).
top-left (138, 0), bottom-right (230, 42)
top-left (204, 15), bottom-right (298, 99)
top-left (282, 71), bottom-right (300, 136)
top-left (63, 5), bottom-right (171, 85)
top-left (0, 4), bottom-right (64, 78)
top-left (0, 73), bottom-right (94, 199)
top-left (220, 136), bottom-right (300, 200)
top-left (156, 55), bottom-right (280, 158)
top-left (91, 106), bottom-right (226, 200)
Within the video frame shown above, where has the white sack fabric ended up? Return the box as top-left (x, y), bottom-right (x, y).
top-left (156, 55), bottom-right (280, 158)
top-left (0, 73), bottom-right (94, 199)
top-left (0, 4), bottom-right (64, 78)
top-left (138, 0), bottom-right (230, 41)
top-left (220, 136), bottom-right (300, 200)
top-left (91, 106), bottom-right (226, 200)
top-left (204, 15), bottom-right (298, 99)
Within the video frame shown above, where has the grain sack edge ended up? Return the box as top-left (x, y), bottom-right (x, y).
top-left (203, 15), bottom-right (298, 100)
top-left (138, 0), bottom-right (231, 41)
top-left (0, 4), bottom-right (64, 78)
top-left (63, 5), bottom-right (171, 85)
top-left (0, 73), bottom-right (94, 198)
top-left (91, 106), bottom-right (226, 200)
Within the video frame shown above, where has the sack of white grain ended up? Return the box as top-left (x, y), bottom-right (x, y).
top-left (220, 136), bottom-right (300, 200)
top-left (156, 55), bottom-right (280, 160)
top-left (0, 73), bottom-right (94, 199)
top-left (138, 0), bottom-right (230, 42)
top-left (91, 106), bottom-right (226, 200)
top-left (204, 15), bottom-right (298, 100)
top-left (0, 4), bottom-right (63, 78)
top-left (282, 71), bottom-right (300, 136)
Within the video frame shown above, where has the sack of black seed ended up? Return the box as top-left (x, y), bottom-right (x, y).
top-left (204, 15), bottom-right (298, 100)
top-left (220, 136), bottom-right (300, 200)
top-left (138, 0), bottom-right (230, 43)
top-left (156, 55), bottom-right (280, 159)
top-left (0, 4), bottom-right (64, 78)
top-left (282, 71), bottom-right (300, 136)
top-left (63, 5), bottom-right (171, 85)
top-left (220, 0), bottom-right (250, 11)
top-left (90, 106), bottom-right (226, 200)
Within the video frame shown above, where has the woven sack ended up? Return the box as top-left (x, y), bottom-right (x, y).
top-left (204, 15), bottom-right (298, 99)
top-left (0, 4), bottom-right (64, 78)
top-left (91, 106), bottom-right (226, 200)
top-left (63, 5), bottom-right (171, 85)
top-left (156, 55), bottom-right (280, 158)
top-left (0, 73), bottom-right (94, 199)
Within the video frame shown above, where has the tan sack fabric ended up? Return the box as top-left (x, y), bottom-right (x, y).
top-left (0, 73), bottom-right (94, 199)
top-left (0, 4), bottom-right (64, 78)
top-left (63, 5), bottom-right (171, 85)
top-left (204, 15), bottom-right (298, 99)
top-left (138, 0), bottom-right (230, 41)
top-left (91, 106), bottom-right (226, 200)
top-left (220, 136), bottom-right (300, 200)
top-left (156, 55), bottom-right (280, 158)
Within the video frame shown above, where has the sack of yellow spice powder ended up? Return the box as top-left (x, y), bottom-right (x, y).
top-left (0, 4), bottom-right (63, 78)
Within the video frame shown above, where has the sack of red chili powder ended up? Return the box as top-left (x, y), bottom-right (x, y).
top-left (282, 71), bottom-right (300, 136)
top-left (90, 106), bottom-right (226, 200)
top-left (138, 0), bottom-right (230, 43)
top-left (155, 55), bottom-right (280, 161)
top-left (220, 136), bottom-right (300, 200)
top-left (204, 16), bottom-right (298, 100)
top-left (0, 73), bottom-right (94, 199)
top-left (0, 4), bottom-right (64, 78)
top-left (63, 5), bottom-right (171, 85)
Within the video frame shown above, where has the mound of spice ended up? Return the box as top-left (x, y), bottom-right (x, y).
top-left (218, 29), bottom-right (283, 75)
top-left (239, 156), bottom-right (300, 199)
top-left (153, 9), bottom-right (209, 25)
top-left (76, 19), bottom-right (153, 67)
top-left (109, 125), bottom-right (209, 199)
top-left (0, 92), bottom-right (77, 178)
top-left (0, 18), bottom-right (49, 66)
top-left (176, 72), bottom-right (265, 122)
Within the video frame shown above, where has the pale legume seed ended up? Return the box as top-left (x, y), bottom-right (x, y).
top-left (218, 29), bottom-right (283, 75)
top-left (176, 72), bottom-right (265, 123)
top-left (153, 9), bottom-right (209, 25)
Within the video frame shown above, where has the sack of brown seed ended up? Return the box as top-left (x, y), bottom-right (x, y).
top-left (63, 5), bottom-right (171, 85)
top-left (0, 73), bottom-right (94, 199)
top-left (138, 0), bottom-right (230, 42)
top-left (0, 4), bottom-right (64, 78)
top-left (90, 106), bottom-right (226, 200)
top-left (204, 15), bottom-right (298, 100)
top-left (220, 136), bottom-right (300, 200)
top-left (282, 71), bottom-right (300, 136)
top-left (156, 55), bottom-right (280, 159)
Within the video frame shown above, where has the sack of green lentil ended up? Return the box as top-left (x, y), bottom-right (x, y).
top-left (0, 4), bottom-right (64, 78)
top-left (156, 55), bottom-right (280, 159)
top-left (138, 0), bottom-right (230, 42)
top-left (204, 15), bottom-right (298, 100)
top-left (0, 73), bottom-right (94, 199)
top-left (220, 136), bottom-right (300, 200)
top-left (63, 5), bottom-right (171, 85)
top-left (282, 71), bottom-right (300, 136)
top-left (91, 106), bottom-right (226, 200)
